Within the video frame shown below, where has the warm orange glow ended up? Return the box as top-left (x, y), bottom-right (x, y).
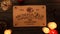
top-left (4, 29), bottom-right (12, 34)
top-left (42, 27), bottom-right (50, 33)
top-left (48, 22), bottom-right (57, 29)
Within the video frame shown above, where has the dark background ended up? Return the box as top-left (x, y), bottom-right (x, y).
top-left (0, 0), bottom-right (60, 34)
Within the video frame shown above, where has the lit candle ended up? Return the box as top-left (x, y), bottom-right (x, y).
top-left (48, 22), bottom-right (58, 34)
top-left (42, 27), bottom-right (50, 34)
top-left (4, 29), bottom-right (12, 34)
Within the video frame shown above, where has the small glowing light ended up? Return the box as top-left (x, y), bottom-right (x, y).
top-left (4, 29), bottom-right (12, 34)
top-left (48, 22), bottom-right (57, 29)
top-left (42, 27), bottom-right (50, 33)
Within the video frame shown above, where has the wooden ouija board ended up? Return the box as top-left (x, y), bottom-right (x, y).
top-left (13, 5), bottom-right (46, 27)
